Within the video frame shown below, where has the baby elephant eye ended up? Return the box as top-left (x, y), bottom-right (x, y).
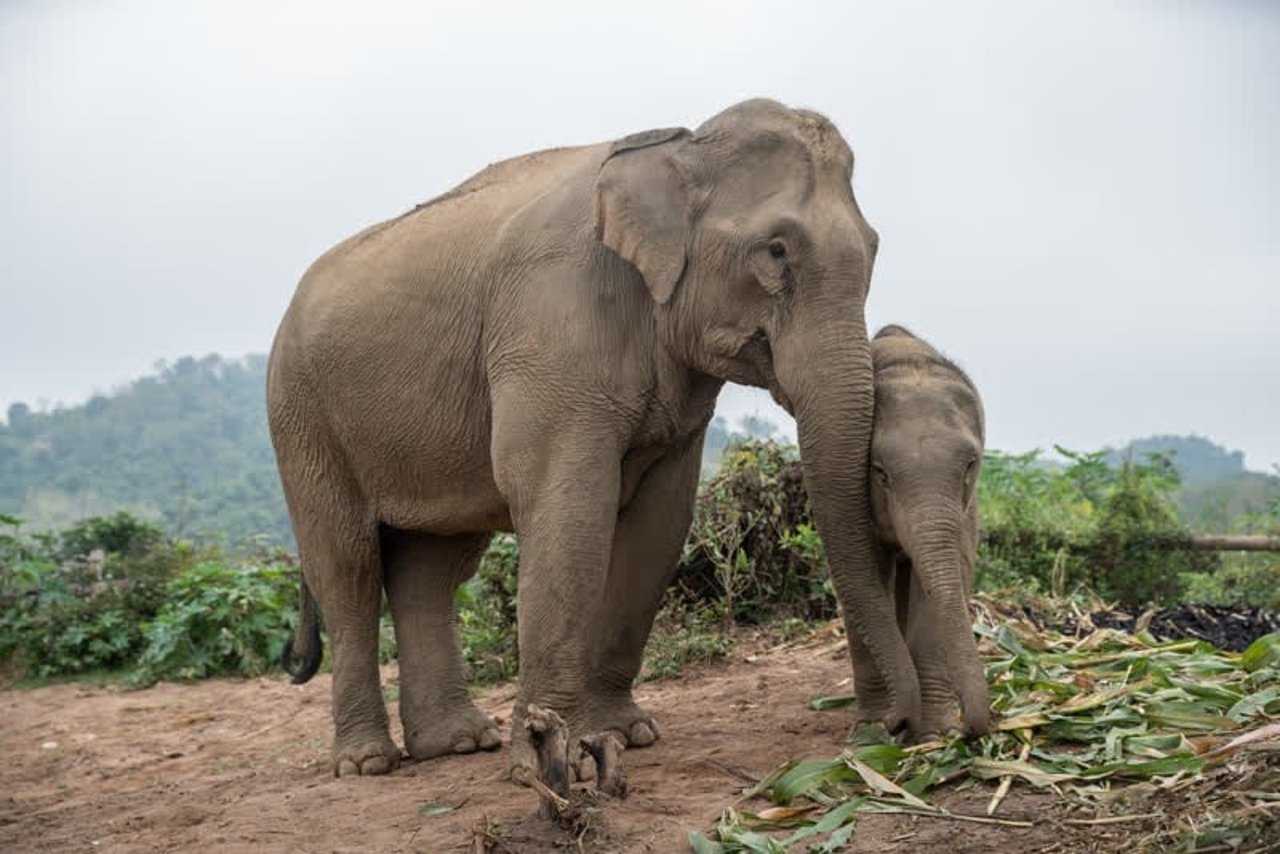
top-left (768, 240), bottom-right (787, 260)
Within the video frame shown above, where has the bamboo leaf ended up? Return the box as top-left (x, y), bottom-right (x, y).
top-left (847, 743), bottom-right (908, 775)
top-left (780, 798), bottom-right (866, 847)
top-left (846, 757), bottom-right (929, 808)
top-left (970, 758), bottom-right (1078, 787)
top-left (998, 713), bottom-right (1052, 731)
top-left (1241, 633), bottom-right (1280, 673)
top-left (1080, 753), bottom-right (1204, 780)
top-left (1164, 677), bottom-right (1243, 709)
top-left (1055, 679), bottom-right (1148, 715)
top-left (739, 805), bottom-right (820, 828)
top-left (688, 831), bottom-right (725, 854)
top-left (807, 694), bottom-right (855, 711)
top-left (1142, 702), bottom-right (1236, 731)
top-left (764, 759), bottom-right (856, 805)
top-left (1227, 686), bottom-right (1280, 721)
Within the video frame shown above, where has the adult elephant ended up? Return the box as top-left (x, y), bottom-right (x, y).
top-left (269, 98), bottom-right (920, 778)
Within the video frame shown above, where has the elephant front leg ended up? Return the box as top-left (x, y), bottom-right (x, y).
top-left (582, 432), bottom-right (705, 750)
top-left (903, 569), bottom-right (961, 737)
top-left (503, 438), bottom-right (623, 783)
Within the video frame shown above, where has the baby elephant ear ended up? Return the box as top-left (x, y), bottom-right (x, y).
top-left (595, 127), bottom-right (693, 305)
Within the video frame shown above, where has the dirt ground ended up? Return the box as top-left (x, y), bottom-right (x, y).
top-left (1, 634), bottom-right (1096, 853)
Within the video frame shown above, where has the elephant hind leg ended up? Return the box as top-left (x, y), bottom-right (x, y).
top-left (382, 529), bottom-right (502, 760)
top-left (294, 513), bottom-right (400, 777)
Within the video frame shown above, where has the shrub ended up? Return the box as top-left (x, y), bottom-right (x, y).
top-left (0, 513), bottom-right (194, 678)
top-left (132, 562), bottom-right (298, 683)
top-left (1088, 456), bottom-right (1203, 605)
top-left (976, 449), bottom-right (1216, 607)
top-left (457, 533), bottom-right (520, 684)
top-left (675, 439), bottom-right (835, 625)
top-left (57, 511), bottom-right (165, 562)
top-left (1182, 558), bottom-right (1280, 610)
top-left (640, 603), bottom-right (734, 681)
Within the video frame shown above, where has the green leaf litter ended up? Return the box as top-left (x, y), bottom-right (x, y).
top-left (691, 616), bottom-right (1280, 852)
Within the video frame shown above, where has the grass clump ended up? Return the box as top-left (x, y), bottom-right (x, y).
top-left (642, 604), bottom-right (735, 681)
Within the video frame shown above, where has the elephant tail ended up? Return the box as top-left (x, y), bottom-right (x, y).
top-left (280, 576), bottom-right (322, 684)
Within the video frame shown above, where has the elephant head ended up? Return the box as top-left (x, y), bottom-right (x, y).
top-left (869, 325), bottom-right (989, 737)
top-left (595, 99), bottom-right (922, 734)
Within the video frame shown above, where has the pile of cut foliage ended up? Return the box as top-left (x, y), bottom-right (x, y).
top-left (692, 601), bottom-right (1280, 853)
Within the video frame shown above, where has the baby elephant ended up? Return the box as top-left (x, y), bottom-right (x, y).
top-left (852, 325), bottom-right (990, 738)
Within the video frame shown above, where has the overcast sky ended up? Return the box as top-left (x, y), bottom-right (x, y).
top-left (2, 1), bottom-right (1277, 470)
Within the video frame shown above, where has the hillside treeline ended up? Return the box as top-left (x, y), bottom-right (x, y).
top-left (2, 354), bottom-right (1276, 547)
top-left (1, 355), bottom-right (288, 547)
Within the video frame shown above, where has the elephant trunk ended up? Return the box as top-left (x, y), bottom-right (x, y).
top-left (907, 512), bottom-right (990, 737)
top-left (777, 319), bottom-right (921, 735)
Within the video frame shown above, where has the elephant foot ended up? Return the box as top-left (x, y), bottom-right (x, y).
top-left (403, 704), bottom-right (502, 760)
top-left (581, 695), bottom-right (660, 749)
top-left (333, 735), bottom-right (402, 777)
top-left (852, 688), bottom-right (893, 731)
top-left (853, 695), bottom-right (924, 742)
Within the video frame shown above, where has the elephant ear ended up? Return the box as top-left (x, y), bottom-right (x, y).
top-left (595, 127), bottom-right (693, 305)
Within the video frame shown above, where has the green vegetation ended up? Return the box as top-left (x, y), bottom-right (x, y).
top-left (457, 533), bottom-right (521, 685)
top-left (978, 448), bottom-right (1210, 605)
top-left (693, 617), bottom-right (1280, 852)
top-left (979, 448), bottom-right (1278, 609)
top-left (0, 512), bottom-right (198, 678)
top-left (679, 440), bottom-right (835, 627)
top-left (131, 561), bottom-right (299, 684)
top-left (4, 435), bottom-right (1276, 688)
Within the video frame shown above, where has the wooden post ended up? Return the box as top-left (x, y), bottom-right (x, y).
top-left (580, 733), bottom-right (628, 799)
top-left (524, 705), bottom-right (570, 821)
top-left (1185, 535), bottom-right (1280, 552)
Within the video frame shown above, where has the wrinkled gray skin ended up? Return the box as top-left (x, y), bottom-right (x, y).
top-left (268, 99), bottom-right (921, 779)
top-left (852, 325), bottom-right (990, 738)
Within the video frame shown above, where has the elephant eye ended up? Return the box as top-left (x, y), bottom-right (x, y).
top-left (768, 240), bottom-right (787, 260)
top-left (962, 458), bottom-right (978, 499)
top-left (872, 462), bottom-right (890, 486)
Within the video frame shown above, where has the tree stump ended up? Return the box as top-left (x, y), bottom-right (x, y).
top-left (524, 704), bottom-right (571, 820)
top-left (580, 733), bottom-right (628, 799)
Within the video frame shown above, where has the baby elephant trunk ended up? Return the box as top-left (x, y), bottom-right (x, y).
top-left (911, 527), bottom-right (990, 738)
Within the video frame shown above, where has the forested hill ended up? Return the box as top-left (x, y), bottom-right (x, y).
top-left (1, 355), bottom-right (1275, 544)
top-left (1105, 435), bottom-right (1250, 485)
top-left (0, 354), bottom-right (778, 547)
top-left (0, 355), bottom-right (290, 547)
top-left (1104, 435), bottom-right (1279, 531)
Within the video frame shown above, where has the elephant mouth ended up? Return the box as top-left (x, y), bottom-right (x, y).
top-left (734, 330), bottom-right (793, 413)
